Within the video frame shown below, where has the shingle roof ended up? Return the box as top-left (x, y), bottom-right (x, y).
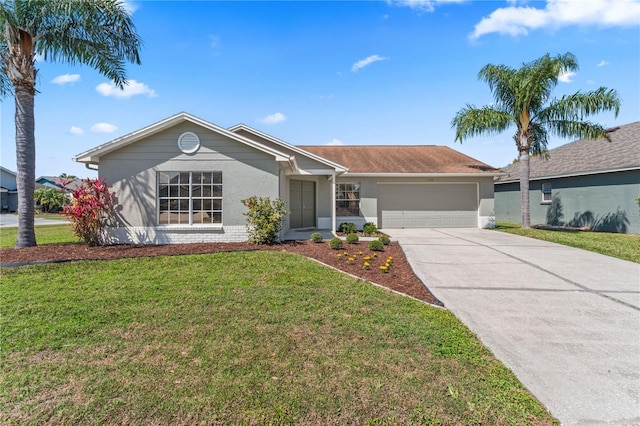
top-left (498, 121), bottom-right (640, 183)
top-left (298, 145), bottom-right (499, 174)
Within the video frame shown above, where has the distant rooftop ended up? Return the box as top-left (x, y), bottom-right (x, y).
top-left (497, 121), bottom-right (640, 183)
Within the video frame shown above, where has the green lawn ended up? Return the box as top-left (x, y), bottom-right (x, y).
top-left (495, 222), bottom-right (640, 263)
top-left (0, 224), bottom-right (77, 248)
top-left (1, 252), bottom-right (557, 425)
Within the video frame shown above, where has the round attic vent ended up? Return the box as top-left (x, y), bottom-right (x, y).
top-left (178, 132), bottom-right (200, 154)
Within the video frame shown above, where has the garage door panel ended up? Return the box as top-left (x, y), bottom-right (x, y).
top-left (378, 184), bottom-right (478, 228)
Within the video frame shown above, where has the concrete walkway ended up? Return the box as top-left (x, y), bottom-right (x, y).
top-left (385, 228), bottom-right (640, 426)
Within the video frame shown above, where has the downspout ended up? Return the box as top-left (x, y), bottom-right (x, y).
top-left (331, 172), bottom-right (336, 234)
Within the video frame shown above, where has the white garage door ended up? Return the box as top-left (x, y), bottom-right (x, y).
top-left (378, 183), bottom-right (478, 228)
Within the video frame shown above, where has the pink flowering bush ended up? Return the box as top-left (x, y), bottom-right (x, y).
top-left (62, 178), bottom-right (115, 246)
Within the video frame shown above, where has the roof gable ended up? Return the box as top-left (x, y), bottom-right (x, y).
top-left (300, 145), bottom-right (500, 175)
top-left (228, 124), bottom-right (348, 173)
top-left (498, 121), bottom-right (640, 182)
top-left (74, 113), bottom-right (293, 164)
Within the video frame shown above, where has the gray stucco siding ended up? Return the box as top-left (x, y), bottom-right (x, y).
top-left (495, 170), bottom-right (640, 234)
top-left (99, 123), bottom-right (280, 229)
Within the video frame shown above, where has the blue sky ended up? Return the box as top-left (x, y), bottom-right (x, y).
top-left (1, 0), bottom-right (639, 178)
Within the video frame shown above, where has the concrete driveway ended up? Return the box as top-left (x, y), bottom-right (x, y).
top-left (385, 228), bottom-right (640, 426)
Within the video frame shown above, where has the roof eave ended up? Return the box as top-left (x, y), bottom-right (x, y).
top-left (496, 165), bottom-right (640, 184)
top-left (342, 172), bottom-right (505, 178)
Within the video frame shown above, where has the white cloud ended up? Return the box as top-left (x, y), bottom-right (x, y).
top-left (95, 80), bottom-right (157, 98)
top-left (597, 60), bottom-right (610, 67)
top-left (387, 0), bottom-right (466, 12)
top-left (471, 0), bottom-right (640, 39)
top-left (122, 1), bottom-right (138, 14)
top-left (69, 126), bottom-right (84, 135)
top-left (51, 74), bottom-right (80, 85)
top-left (90, 123), bottom-right (118, 133)
top-left (327, 138), bottom-right (344, 146)
top-left (558, 70), bottom-right (576, 83)
top-left (352, 54), bottom-right (388, 72)
top-left (258, 112), bottom-right (287, 125)
top-left (587, 79), bottom-right (596, 84)
top-left (209, 35), bottom-right (220, 48)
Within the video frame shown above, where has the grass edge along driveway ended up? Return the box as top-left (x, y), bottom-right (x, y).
top-left (1, 251), bottom-right (558, 425)
top-left (495, 222), bottom-right (640, 264)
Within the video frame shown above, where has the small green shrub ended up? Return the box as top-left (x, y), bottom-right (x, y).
top-left (241, 196), bottom-right (288, 244)
top-left (339, 222), bottom-right (357, 234)
top-left (378, 235), bottom-right (390, 245)
top-left (368, 240), bottom-right (384, 251)
top-left (346, 233), bottom-right (359, 244)
top-left (329, 237), bottom-right (343, 250)
top-left (310, 232), bottom-right (323, 243)
top-left (363, 222), bottom-right (377, 235)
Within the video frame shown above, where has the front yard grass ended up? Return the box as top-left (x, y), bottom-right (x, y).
top-left (0, 224), bottom-right (77, 248)
top-left (1, 252), bottom-right (557, 425)
top-left (495, 222), bottom-right (640, 263)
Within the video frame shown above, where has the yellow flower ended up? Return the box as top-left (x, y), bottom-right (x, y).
top-left (363, 256), bottom-right (371, 261)
top-left (380, 265), bottom-right (388, 272)
top-left (358, 251), bottom-right (363, 255)
top-left (363, 262), bottom-right (370, 270)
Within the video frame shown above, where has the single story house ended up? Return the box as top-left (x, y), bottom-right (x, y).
top-left (0, 166), bottom-right (18, 212)
top-left (36, 176), bottom-right (83, 192)
top-left (495, 121), bottom-right (640, 234)
top-left (74, 112), bottom-right (501, 244)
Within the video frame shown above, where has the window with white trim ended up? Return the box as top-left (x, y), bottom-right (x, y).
top-left (158, 171), bottom-right (222, 225)
top-left (541, 183), bottom-right (552, 203)
top-left (336, 183), bottom-right (360, 216)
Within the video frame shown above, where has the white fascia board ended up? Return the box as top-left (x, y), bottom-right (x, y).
top-left (75, 112), bottom-right (292, 164)
top-left (342, 172), bottom-right (505, 178)
top-left (495, 165), bottom-right (640, 185)
top-left (228, 124), bottom-right (348, 173)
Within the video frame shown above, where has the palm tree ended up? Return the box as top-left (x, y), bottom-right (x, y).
top-left (0, 0), bottom-right (141, 247)
top-left (452, 52), bottom-right (620, 229)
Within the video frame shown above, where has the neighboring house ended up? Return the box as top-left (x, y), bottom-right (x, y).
top-left (495, 121), bottom-right (640, 234)
top-left (0, 166), bottom-right (18, 212)
top-left (36, 176), bottom-right (83, 192)
top-left (74, 112), bottom-right (501, 244)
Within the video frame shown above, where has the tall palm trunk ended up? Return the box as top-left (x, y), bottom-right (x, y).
top-left (14, 85), bottom-right (36, 248)
top-left (519, 150), bottom-right (531, 229)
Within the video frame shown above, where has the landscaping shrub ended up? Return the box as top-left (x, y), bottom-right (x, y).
top-left (378, 235), bottom-right (390, 245)
top-left (329, 237), bottom-right (343, 250)
top-left (339, 222), bottom-right (357, 234)
top-left (363, 222), bottom-right (377, 235)
top-left (346, 233), bottom-right (359, 244)
top-left (310, 232), bottom-right (323, 243)
top-left (368, 239), bottom-right (384, 251)
top-left (34, 187), bottom-right (66, 213)
top-left (241, 196), bottom-right (288, 244)
top-left (62, 178), bottom-right (115, 246)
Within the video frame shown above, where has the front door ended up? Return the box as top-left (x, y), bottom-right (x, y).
top-left (290, 180), bottom-right (315, 228)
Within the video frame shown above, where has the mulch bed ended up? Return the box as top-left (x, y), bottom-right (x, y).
top-left (0, 240), bottom-right (442, 306)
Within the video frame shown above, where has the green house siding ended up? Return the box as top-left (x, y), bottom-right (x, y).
top-left (495, 170), bottom-right (640, 234)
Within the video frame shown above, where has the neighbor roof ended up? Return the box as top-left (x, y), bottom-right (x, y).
top-left (299, 145), bottom-right (500, 175)
top-left (497, 121), bottom-right (640, 183)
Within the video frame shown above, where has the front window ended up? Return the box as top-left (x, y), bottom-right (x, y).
top-left (541, 183), bottom-right (552, 204)
top-left (336, 183), bottom-right (360, 216)
top-left (158, 171), bottom-right (222, 225)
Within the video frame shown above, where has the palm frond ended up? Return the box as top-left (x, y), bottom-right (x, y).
top-left (451, 104), bottom-right (513, 142)
top-left (35, 0), bottom-right (142, 87)
top-left (544, 120), bottom-right (612, 142)
top-left (541, 87), bottom-right (621, 122)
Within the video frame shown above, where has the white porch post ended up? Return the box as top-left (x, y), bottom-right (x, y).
top-left (331, 172), bottom-right (336, 233)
